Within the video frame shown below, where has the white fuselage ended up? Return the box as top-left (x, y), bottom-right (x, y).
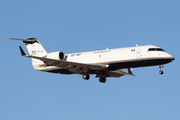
top-left (32, 45), bottom-right (174, 73)
top-left (65, 45), bottom-right (174, 67)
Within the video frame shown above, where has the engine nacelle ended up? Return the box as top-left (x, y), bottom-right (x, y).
top-left (46, 51), bottom-right (65, 60)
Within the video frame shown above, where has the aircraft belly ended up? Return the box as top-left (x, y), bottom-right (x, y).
top-left (107, 58), bottom-right (174, 70)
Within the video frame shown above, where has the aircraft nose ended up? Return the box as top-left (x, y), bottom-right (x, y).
top-left (171, 56), bottom-right (175, 61)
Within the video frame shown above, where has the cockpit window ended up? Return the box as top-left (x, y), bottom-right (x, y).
top-left (148, 48), bottom-right (165, 51)
top-left (148, 48), bottom-right (156, 51)
top-left (156, 48), bottom-right (165, 51)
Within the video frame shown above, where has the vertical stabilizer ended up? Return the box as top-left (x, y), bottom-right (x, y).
top-left (7, 38), bottom-right (48, 70)
top-left (23, 38), bottom-right (48, 69)
top-left (24, 38), bottom-right (48, 57)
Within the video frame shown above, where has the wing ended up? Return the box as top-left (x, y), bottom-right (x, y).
top-left (24, 55), bottom-right (107, 71)
top-left (27, 55), bottom-right (134, 77)
top-left (19, 46), bottom-right (135, 78)
top-left (96, 69), bottom-right (135, 78)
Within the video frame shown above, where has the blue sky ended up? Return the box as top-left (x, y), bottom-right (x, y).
top-left (1, 0), bottom-right (180, 120)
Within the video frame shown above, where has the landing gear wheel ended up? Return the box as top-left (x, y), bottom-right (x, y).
top-left (82, 74), bottom-right (90, 80)
top-left (159, 70), bottom-right (164, 75)
top-left (99, 77), bottom-right (106, 83)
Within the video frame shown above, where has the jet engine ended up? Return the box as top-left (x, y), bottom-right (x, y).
top-left (46, 51), bottom-right (65, 60)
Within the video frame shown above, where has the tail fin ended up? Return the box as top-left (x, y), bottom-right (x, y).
top-left (23, 38), bottom-right (48, 57)
top-left (7, 38), bottom-right (48, 57)
top-left (7, 38), bottom-right (48, 70)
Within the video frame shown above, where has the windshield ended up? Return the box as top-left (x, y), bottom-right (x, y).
top-left (148, 48), bottom-right (165, 51)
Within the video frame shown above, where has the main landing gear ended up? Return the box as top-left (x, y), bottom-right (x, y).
top-left (99, 77), bottom-right (106, 83)
top-left (82, 73), bottom-right (90, 80)
top-left (82, 74), bottom-right (107, 83)
top-left (159, 65), bottom-right (164, 75)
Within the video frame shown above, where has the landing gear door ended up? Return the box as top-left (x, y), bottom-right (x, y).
top-left (136, 49), bottom-right (142, 60)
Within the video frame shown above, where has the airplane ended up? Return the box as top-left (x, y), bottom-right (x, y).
top-left (7, 38), bottom-right (175, 83)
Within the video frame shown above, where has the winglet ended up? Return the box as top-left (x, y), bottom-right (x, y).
top-left (19, 46), bottom-right (26, 56)
top-left (128, 68), bottom-right (133, 75)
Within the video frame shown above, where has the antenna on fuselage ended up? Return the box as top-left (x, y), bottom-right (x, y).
top-left (136, 44), bottom-right (138, 47)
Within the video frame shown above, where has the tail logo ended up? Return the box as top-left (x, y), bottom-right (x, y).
top-left (31, 50), bottom-right (43, 55)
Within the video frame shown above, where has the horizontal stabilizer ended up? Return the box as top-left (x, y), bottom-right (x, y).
top-left (19, 46), bottom-right (26, 56)
top-left (6, 38), bottom-right (35, 42)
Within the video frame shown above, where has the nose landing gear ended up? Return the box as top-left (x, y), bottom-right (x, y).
top-left (159, 65), bottom-right (164, 75)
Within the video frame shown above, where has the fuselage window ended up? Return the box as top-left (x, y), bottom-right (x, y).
top-left (148, 48), bottom-right (165, 52)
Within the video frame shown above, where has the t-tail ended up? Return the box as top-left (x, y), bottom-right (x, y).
top-left (7, 38), bottom-right (48, 70)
